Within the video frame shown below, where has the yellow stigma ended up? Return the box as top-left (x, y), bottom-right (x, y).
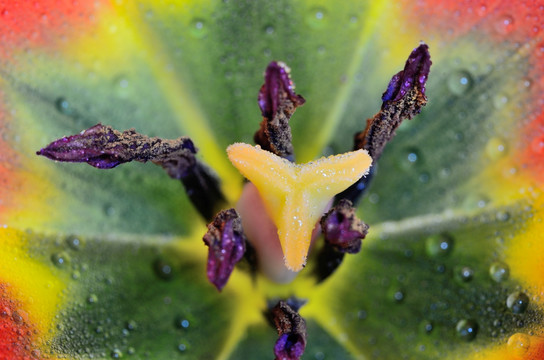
top-left (227, 143), bottom-right (372, 271)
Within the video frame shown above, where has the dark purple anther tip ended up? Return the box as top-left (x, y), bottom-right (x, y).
top-left (382, 43), bottom-right (432, 103)
top-left (202, 209), bottom-right (247, 291)
top-left (258, 61), bottom-right (306, 119)
top-left (274, 333), bottom-right (306, 360)
top-left (321, 199), bottom-right (368, 254)
top-left (36, 124), bottom-right (124, 168)
top-left (270, 300), bottom-right (307, 360)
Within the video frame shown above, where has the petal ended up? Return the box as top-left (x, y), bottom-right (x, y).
top-left (308, 0), bottom-right (544, 358)
top-left (0, 0), bottom-right (543, 359)
top-left (0, 226), bottom-right (268, 359)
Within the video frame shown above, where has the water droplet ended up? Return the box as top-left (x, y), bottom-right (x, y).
top-left (264, 25), bottom-right (274, 35)
top-left (507, 333), bottom-right (531, 357)
top-left (455, 266), bottom-right (474, 282)
top-left (485, 137), bottom-right (507, 160)
top-left (456, 319), bottom-right (478, 341)
top-left (127, 347), bottom-right (135, 355)
top-left (531, 135), bottom-right (544, 154)
top-left (421, 320), bottom-right (433, 333)
top-left (489, 261), bottom-right (510, 282)
top-left (418, 172), bottom-right (430, 183)
top-left (153, 259), bottom-right (174, 280)
top-left (496, 211), bottom-right (510, 222)
top-left (477, 4), bottom-right (487, 16)
top-left (447, 70), bottom-right (473, 95)
top-left (51, 252), bottom-right (70, 267)
top-left (506, 291), bottom-right (529, 314)
top-left (493, 94), bottom-right (509, 109)
top-left (55, 97), bottom-right (73, 115)
top-left (104, 205), bottom-right (116, 216)
top-left (425, 233), bottom-right (454, 258)
top-left (521, 77), bottom-right (532, 89)
top-left (12, 310), bottom-right (27, 325)
top-left (190, 18), bottom-right (207, 38)
top-left (495, 14), bottom-right (515, 34)
top-left (66, 235), bottom-right (82, 250)
top-left (306, 7), bottom-right (327, 28)
top-left (126, 320), bottom-right (137, 331)
top-left (87, 294), bottom-right (98, 304)
top-left (407, 152), bottom-right (418, 163)
top-left (399, 148), bottom-right (422, 170)
top-left (175, 317), bottom-right (190, 329)
top-left (113, 76), bottom-right (131, 98)
top-left (177, 343), bottom-right (188, 352)
top-left (71, 270), bottom-right (80, 280)
top-left (393, 290), bottom-right (404, 303)
top-left (349, 15), bottom-right (358, 26)
top-left (368, 193), bottom-right (379, 204)
top-left (111, 348), bottom-right (123, 358)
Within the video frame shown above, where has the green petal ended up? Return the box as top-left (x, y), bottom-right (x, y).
top-left (27, 230), bottom-right (240, 358)
top-left (308, 204), bottom-right (539, 359)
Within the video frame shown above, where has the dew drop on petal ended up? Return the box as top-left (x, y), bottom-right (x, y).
top-left (456, 319), bottom-right (478, 341)
top-left (174, 316), bottom-right (190, 329)
top-left (87, 294), bottom-right (98, 304)
top-left (110, 348), bottom-right (123, 358)
top-left (125, 320), bottom-right (137, 331)
top-left (71, 270), bottom-right (80, 280)
top-left (190, 18), bottom-right (207, 38)
top-left (485, 137), bottom-right (507, 159)
top-left (493, 93), bottom-right (509, 109)
top-left (495, 14), bottom-right (515, 34)
top-left (348, 14), bottom-right (358, 27)
top-left (55, 97), bottom-right (72, 115)
top-left (489, 261), bottom-right (510, 282)
top-left (113, 76), bottom-right (131, 98)
top-left (507, 333), bottom-right (531, 357)
top-left (425, 233), bottom-right (454, 258)
top-left (530, 135), bottom-right (544, 154)
top-left (455, 266), bottom-right (474, 282)
top-left (66, 235), bottom-right (82, 250)
top-left (447, 70), bottom-right (473, 95)
top-left (51, 252), bottom-right (70, 267)
top-left (263, 25), bottom-right (274, 35)
top-left (421, 320), bottom-right (433, 334)
top-left (153, 259), bottom-right (174, 280)
top-left (496, 211), bottom-right (510, 222)
top-left (306, 7), bottom-right (327, 28)
top-left (506, 291), bottom-right (529, 314)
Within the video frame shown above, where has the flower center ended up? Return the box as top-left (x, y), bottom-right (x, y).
top-left (226, 143), bottom-right (372, 272)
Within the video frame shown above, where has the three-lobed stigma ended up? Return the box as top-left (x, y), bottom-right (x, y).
top-left (227, 143), bottom-right (372, 271)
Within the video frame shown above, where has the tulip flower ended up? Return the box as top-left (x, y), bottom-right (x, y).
top-left (1, 1), bottom-right (544, 359)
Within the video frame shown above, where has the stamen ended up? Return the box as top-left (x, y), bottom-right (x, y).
top-left (227, 143), bottom-right (372, 271)
top-left (321, 199), bottom-right (368, 254)
top-left (37, 123), bottom-right (226, 220)
top-left (202, 209), bottom-right (247, 291)
top-left (336, 43), bottom-right (432, 205)
top-left (254, 61), bottom-right (306, 161)
top-left (269, 300), bottom-right (307, 360)
top-left (315, 199), bottom-right (368, 281)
